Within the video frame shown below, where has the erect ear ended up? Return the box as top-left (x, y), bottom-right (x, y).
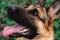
top-left (48, 0), bottom-right (60, 18)
top-left (36, 0), bottom-right (46, 6)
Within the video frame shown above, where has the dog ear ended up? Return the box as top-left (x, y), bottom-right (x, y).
top-left (36, 0), bottom-right (46, 6)
top-left (48, 0), bottom-right (60, 18)
top-left (47, 0), bottom-right (60, 30)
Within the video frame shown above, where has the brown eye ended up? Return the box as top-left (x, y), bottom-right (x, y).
top-left (29, 9), bottom-right (38, 16)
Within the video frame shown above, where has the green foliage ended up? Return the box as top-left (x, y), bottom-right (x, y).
top-left (0, 36), bottom-right (16, 40)
top-left (0, 0), bottom-right (60, 40)
top-left (5, 17), bottom-right (16, 26)
top-left (54, 16), bottom-right (60, 40)
top-left (44, 0), bottom-right (55, 7)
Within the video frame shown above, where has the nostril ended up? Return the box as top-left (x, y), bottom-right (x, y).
top-left (7, 6), bottom-right (15, 11)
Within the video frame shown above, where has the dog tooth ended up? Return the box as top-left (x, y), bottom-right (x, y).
top-left (21, 29), bottom-right (29, 32)
top-left (18, 31), bottom-right (21, 33)
top-left (21, 33), bottom-right (27, 35)
top-left (18, 29), bottom-right (29, 33)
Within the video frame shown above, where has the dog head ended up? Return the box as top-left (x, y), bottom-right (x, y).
top-left (7, 6), bottom-right (38, 39)
top-left (1, 0), bottom-right (60, 39)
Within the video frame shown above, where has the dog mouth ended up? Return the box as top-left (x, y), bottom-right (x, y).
top-left (1, 24), bottom-right (29, 37)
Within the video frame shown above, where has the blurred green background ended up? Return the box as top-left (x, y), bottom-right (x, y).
top-left (0, 0), bottom-right (60, 40)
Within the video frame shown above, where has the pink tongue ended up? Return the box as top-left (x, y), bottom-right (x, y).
top-left (2, 24), bottom-right (25, 37)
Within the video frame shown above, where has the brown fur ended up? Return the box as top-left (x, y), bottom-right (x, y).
top-left (16, 0), bottom-right (60, 40)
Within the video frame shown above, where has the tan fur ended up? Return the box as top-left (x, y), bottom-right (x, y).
top-left (16, 0), bottom-right (60, 40)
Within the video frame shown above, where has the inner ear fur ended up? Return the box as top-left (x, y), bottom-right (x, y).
top-left (48, 0), bottom-right (60, 18)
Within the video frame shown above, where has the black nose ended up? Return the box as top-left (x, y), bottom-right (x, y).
top-left (7, 6), bottom-right (16, 11)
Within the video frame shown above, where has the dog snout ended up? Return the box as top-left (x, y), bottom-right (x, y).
top-left (7, 6), bottom-right (16, 12)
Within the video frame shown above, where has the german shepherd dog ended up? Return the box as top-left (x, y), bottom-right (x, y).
top-left (1, 0), bottom-right (60, 40)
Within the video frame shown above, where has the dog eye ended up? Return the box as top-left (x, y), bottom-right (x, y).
top-left (29, 9), bottom-right (38, 16)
